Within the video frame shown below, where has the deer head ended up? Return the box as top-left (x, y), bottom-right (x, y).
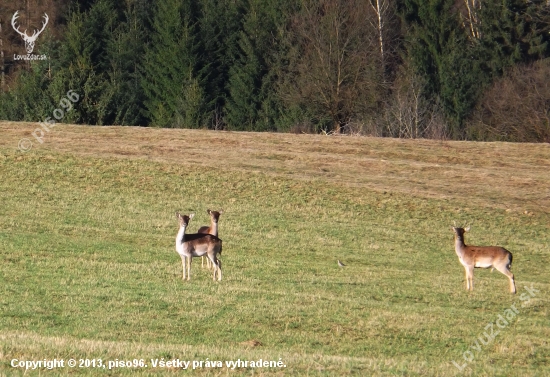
top-left (11, 11), bottom-right (49, 54)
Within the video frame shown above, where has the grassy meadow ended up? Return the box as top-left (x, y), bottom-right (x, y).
top-left (0, 122), bottom-right (548, 376)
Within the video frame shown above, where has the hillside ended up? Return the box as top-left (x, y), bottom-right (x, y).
top-left (0, 121), bottom-right (548, 376)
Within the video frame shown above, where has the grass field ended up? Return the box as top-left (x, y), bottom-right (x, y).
top-left (0, 122), bottom-right (548, 376)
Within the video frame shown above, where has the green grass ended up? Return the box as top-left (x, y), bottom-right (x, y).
top-left (0, 126), bottom-right (548, 376)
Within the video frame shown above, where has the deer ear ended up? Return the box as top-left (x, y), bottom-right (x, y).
top-left (464, 225), bottom-right (471, 232)
top-left (207, 209), bottom-right (211, 214)
top-left (219, 209), bottom-right (224, 214)
top-left (189, 213), bottom-right (195, 219)
top-left (175, 212), bottom-right (180, 218)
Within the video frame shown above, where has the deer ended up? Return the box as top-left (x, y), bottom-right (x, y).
top-left (451, 225), bottom-right (516, 294)
top-left (197, 209), bottom-right (223, 269)
top-left (11, 11), bottom-right (49, 54)
top-left (175, 212), bottom-right (222, 281)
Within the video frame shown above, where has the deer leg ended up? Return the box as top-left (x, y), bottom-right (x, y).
top-left (207, 253), bottom-right (219, 281)
top-left (495, 265), bottom-right (516, 294)
top-left (509, 273), bottom-right (516, 294)
top-left (181, 256), bottom-right (189, 280)
top-left (216, 258), bottom-right (222, 281)
top-left (187, 257), bottom-right (191, 281)
top-left (465, 267), bottom-right (474, 291)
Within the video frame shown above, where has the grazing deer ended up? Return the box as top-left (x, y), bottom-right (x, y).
top-left (198, 209), bottom-right (223, 269)
top-left (175, 212), bottom-right (222, 281)
top-left (451, 226), bottom-right (516, 294)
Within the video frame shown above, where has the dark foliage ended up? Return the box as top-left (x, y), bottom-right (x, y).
top-left (1, 0), bottom-right (549, 141)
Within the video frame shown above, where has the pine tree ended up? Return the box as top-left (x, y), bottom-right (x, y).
top-left (141, 0), bottom-right (205, 128)
top-left (49, 1), bottom-right (119, 125)
top-left (196, 0), bottom-right (243, 129)
top-left (103, 0), bottom-right (151, 125)
top-left (400, 0), bottom-right (485, 137)
top-left (477, 0), bottom-right (550, 77)
top-left (0, 31), bottom-right (59, 122)
top-left (226, 0), bottom-right (291, 131)
top-left (226, 27), bottom-right (262, 130)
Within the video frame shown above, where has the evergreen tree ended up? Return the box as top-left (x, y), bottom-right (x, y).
top-left (226, 26), bottom-right (262, 131)
top-left (226, 0), bottom-right (291, 131)
top-left (255, 0), bottom-right (294, 132)
top-left (0, 34), bottom-right (59, 122)
top-left (141, 0), bottom-right (205, 128)
top-left (400, 0), bottom-right (484, 137)
top-left (477, 0), bottom-right (550, 77)
top-left (102, 0), bottom-right (151, 125)
top-left (196, 0), bottom-right (243, 128)
top-left (49, 1), bottom-right (119, 125)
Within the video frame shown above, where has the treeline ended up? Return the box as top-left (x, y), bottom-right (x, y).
top-left (1, 0), bottom-right (549, 141)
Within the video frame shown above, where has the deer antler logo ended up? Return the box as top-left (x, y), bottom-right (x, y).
top-left (11, 11), bottom-right (49, 54)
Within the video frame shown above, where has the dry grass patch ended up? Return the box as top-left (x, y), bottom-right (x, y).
top-left (1, 122), bottom-right (549, 213)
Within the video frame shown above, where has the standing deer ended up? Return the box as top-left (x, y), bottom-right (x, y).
top-left (197, 209), bottom-right (223, 269)
top-left (452, 226), bottom-right (516, 294)
top-left (175, 212), bottom-right (222, 281)
top-left (11, 11), bottom-right (49, 54)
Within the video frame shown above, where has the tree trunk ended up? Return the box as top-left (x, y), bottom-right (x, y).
top-left (0, 19), bottom-right (4, 91)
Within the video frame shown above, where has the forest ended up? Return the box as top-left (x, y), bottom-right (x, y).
top-left (1, 0), bottom-right (549, 141)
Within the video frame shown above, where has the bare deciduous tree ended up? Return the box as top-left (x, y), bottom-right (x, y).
top-left (462, 0), bottom-right (481, 40)
top-left (1, 16), bottom-right (5, 91)
top-left (467, 60), bottom-right (550, 142)
top-left (383, 64), bottom-right (448, 139)
top-left (367, 0), bottom-right (397, 83)
top-left (281, 0), bottom-right (382, 133)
